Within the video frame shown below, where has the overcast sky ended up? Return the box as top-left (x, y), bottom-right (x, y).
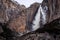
top-left (14, 0), bottom-right (43, 7)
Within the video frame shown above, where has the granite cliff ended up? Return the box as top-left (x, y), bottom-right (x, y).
top-left (0, 0), bottom-right (60, 40)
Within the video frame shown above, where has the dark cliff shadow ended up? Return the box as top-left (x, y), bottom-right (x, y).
top-left (35, 18), bottom-right (60, 35)
top-left (0, 22), bottom-right (19, 40)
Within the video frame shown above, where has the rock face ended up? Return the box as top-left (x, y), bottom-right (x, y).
top-left (0, 0), bottom-right (40, 35)
top-left (0, 0), bottom-right (26, 39)
top-left (7, 3), bottom-right (40, 35)
top-left (42, 0), bottom-right (60, 23)
top-left (41, 0), bottom-right (60, 30)
top-left (0, 0), bottom-right (60, 40)
top-left (0, 0), bottom-right (40, 39)
top-left (26, 3), bottom-right (40, 31)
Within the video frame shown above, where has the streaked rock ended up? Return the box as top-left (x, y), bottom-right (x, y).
top-left (7, 3), bottom-right (40, 36)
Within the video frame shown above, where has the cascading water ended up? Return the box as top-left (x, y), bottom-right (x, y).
top-left (32, 5), bottom-right (47, 31)
top-left (41, 6), bottom-right (48, 24)
top-left (32, 5), bottom-right (41, 31)
top-left (18, 4), bottom-right (48, 36)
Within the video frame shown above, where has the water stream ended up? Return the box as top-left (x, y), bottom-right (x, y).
top-left (32, 5), bottom-right (47, 31)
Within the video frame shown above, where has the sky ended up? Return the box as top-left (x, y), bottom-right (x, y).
top-left (14, 0), bottom-right (43, 8)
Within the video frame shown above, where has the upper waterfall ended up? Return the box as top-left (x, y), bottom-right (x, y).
top-left (32, 5), bottom-right (41, 31)
top-left (32, 5), bottom-right (47, 31)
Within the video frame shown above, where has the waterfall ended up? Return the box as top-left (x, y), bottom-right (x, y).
top-left (32, 5), bottom-right (47, 31)
top-left (40, 6), bottom-right (47, 25)
top-left (32, 5), bottom-right (41, 31)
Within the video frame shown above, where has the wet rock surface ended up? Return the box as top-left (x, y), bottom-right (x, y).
top-left (20, 32), bottom-right (55, 40)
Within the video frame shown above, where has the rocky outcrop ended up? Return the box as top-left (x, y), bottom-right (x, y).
top-left (0, 0), bottom-right (26, 39)
top-left (0, 0), bottom-right (40, 39)
top-left (26, 3), bottom-right (40, 31)
top-left (47, 0), bottom-right (60, 22)
top-left (21, 0), bottom-right (60, 40)
top-left (40, 0), bottom-right (60, 30)
top-left (0, 0), bottom-right (60, 40)
top-left (0, 0), bottom-right (26, 24)
top-left (42, 0), bottom-right (60, 23)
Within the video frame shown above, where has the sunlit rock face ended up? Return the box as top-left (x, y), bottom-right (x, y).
top-left (0, 0), bottom-right (41, 36)
top-left (0, 0), bottom-right (26, 23)
top-left (26, 3), bottom-right (40, 31)
top-left (7, 9), bottom-right (27, 35)
top-left (0, 0), bottom-right (60, 40)
top-left (0, 0), bottom-right (26, 37)
top-left (41, 0), bottom-right (60, 31)
top-left (0, 0), bottom-right (47, 36)
top-left (7, 3), bottom-right (40, 36)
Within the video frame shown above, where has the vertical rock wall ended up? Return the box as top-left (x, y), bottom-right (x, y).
top-left (42, 0), bottom-right (60, 23)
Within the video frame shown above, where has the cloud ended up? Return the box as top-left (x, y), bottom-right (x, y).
top-left (14, 0), bottom-right (43, 7)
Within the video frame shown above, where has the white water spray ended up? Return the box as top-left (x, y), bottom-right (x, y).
top-left (32, 5), bottom-right (41, 31)
top-left (32, 5), bottom-right (47, 31)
